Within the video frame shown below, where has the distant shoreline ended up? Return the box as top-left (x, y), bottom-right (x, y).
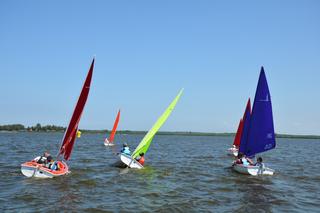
top-left (0, 124), bottom-right (319, 139)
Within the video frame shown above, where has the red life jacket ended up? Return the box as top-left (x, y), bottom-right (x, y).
top-left (138, 156), bottom-right (145, 166)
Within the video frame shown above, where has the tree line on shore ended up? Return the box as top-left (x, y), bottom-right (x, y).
top-left (0, 124), bottom-right (319, 139)
top-left (0, 124), bottom-right (65, 132)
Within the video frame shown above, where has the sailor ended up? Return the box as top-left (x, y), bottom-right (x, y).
top-left (120, 143), bottom-right (131, 156)
top-left (234, 152), bottom-right (253, 166)
top-left (255, 157), bottom-right (264, 168)
top-left (34, 151), bottom-right (51, 164)
top-left (243, 155), bottom-right (254, 166)
top-left (135, 153), bottom-right (145, 166)
top-left (50, 161), bottom-right (59, 171)
top-left (234, 152), bottom-right (243, 164)
top-left (45, 155), bottom-right (54, 168)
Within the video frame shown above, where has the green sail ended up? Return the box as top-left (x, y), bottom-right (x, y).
top-left (132, 89), bottom-right (183, 158)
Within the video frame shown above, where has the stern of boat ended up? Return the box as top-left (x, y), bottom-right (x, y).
top-left (119, 153), bottom-right (143, 169)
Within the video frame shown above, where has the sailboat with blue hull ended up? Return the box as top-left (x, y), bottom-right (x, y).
top-left (233, 67), bottom-right (276, 176)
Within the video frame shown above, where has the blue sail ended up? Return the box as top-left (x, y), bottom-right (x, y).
top-left (238, 99), bottom-right (251, 154)
top-left (245, 67), bottom-right (276, 156)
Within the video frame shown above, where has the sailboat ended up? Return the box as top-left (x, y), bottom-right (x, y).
top-left (233, 67), bottom-right (276, 176)
top-left (228, 99), bottom-right (251, 157)
top-left (21, 59), bottom-right (94, 178)
top-left (118, 89), bottom-right (183, 169)
top-left (104, 110), bottom-right (120, 146)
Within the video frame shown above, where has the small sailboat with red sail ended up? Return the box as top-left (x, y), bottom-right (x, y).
top-left (104, 110), bottom-right (120, 146)
top-left (228, 99), bottom-right (251, 157)
top-left (21, 59), bottom-right (94, 178)
top-left (233, 67), bottom-right (276, 176)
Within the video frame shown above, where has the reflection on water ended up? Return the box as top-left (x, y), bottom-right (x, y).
top-left (0, 133), bottom-right (319, 212)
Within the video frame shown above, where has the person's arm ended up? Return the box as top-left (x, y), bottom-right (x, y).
top-left (247, 158), bottom-right (254, 165)
top-left (33, 156), bottom-right (40, 162)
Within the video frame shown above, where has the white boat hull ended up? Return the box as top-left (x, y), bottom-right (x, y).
top-left (227, 147), bottom-right (238, 157)
top-left (119, 153), bottom-right (143, 169)
top-left (233, 163), bottom-right (274, 176)
top-left (21, 161), bottom-right (69, 178)
top-left (21, 165), bottom-right (54, 178)
top-left (104, 142), bottom-right (114, 146)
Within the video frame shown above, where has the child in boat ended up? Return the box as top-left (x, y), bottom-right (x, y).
top-left (50, 161), bottom-right (59, 171)
top-left (234, 153), bottom-right (254, 166)
top-left (242, 155), bottom-right (254, 166)
top-left (120, 143), bottom-right (131, 155)
top-left (45, 155), bottom-right (53, 167)
top-left (45, 156), bottom-right (60, 171)
top-left (135, 153), bottom-right (145, 166)
top-left (255, 157), bottom-right (264, 168)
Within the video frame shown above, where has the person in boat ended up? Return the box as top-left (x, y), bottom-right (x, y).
top-left (45, 155), bottom-right (54, 168)
top-left (234, 153), bottom-right (243, 164)
top-left (48, 159), bottom-right (59, 171)
top-left (135, 152), bottom-right (145, 166)
top-left (234, 152), bottom-right (254, 166)
top-left (34, 151), bottom-right (51, 164)
top-left (254, 157), bottom-right (264, 168)
top-left (120, 143), bottom-right (131, 156)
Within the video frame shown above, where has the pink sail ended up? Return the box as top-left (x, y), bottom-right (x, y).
top-left (108, 110), bottom-right (121, 143)
top-left (58, 59), bottom-right (94, 160)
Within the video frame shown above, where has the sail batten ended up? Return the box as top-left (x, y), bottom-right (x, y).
top-left (132, 89), bottom-right (183, 158)
top-left (58, 59), bottom-right (94, 161)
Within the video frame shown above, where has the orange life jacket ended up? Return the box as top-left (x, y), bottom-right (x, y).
top-left (138, 156), bottom-right (145, 166)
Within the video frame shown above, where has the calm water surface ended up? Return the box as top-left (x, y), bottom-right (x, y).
top-left (0, 132), bottom-right (319, 212)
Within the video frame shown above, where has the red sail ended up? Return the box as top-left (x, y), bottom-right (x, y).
top-left (233, 119), bottom-right (244, 147)
top-left (62, 126), bottom-right (78, 160)
top-left (58, 59), bottom-right (94, 160)
top-left (233, 98), bottom-right (251, 147)
top-left (108, 110), bottom-right (120, 142)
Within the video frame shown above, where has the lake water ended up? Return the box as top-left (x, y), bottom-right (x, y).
top-left (0, 132), bottom-right (319, 212)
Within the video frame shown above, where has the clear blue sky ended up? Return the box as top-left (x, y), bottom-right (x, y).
top-left (1, 1), bottom-right (319, 135)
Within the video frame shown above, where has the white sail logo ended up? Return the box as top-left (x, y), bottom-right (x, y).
top-left (264, 143), bottom-right (273, 150)
top-left (267, 133), bottom-right (273, 139)
top-left (260, 94), bottom-right (269, 102)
